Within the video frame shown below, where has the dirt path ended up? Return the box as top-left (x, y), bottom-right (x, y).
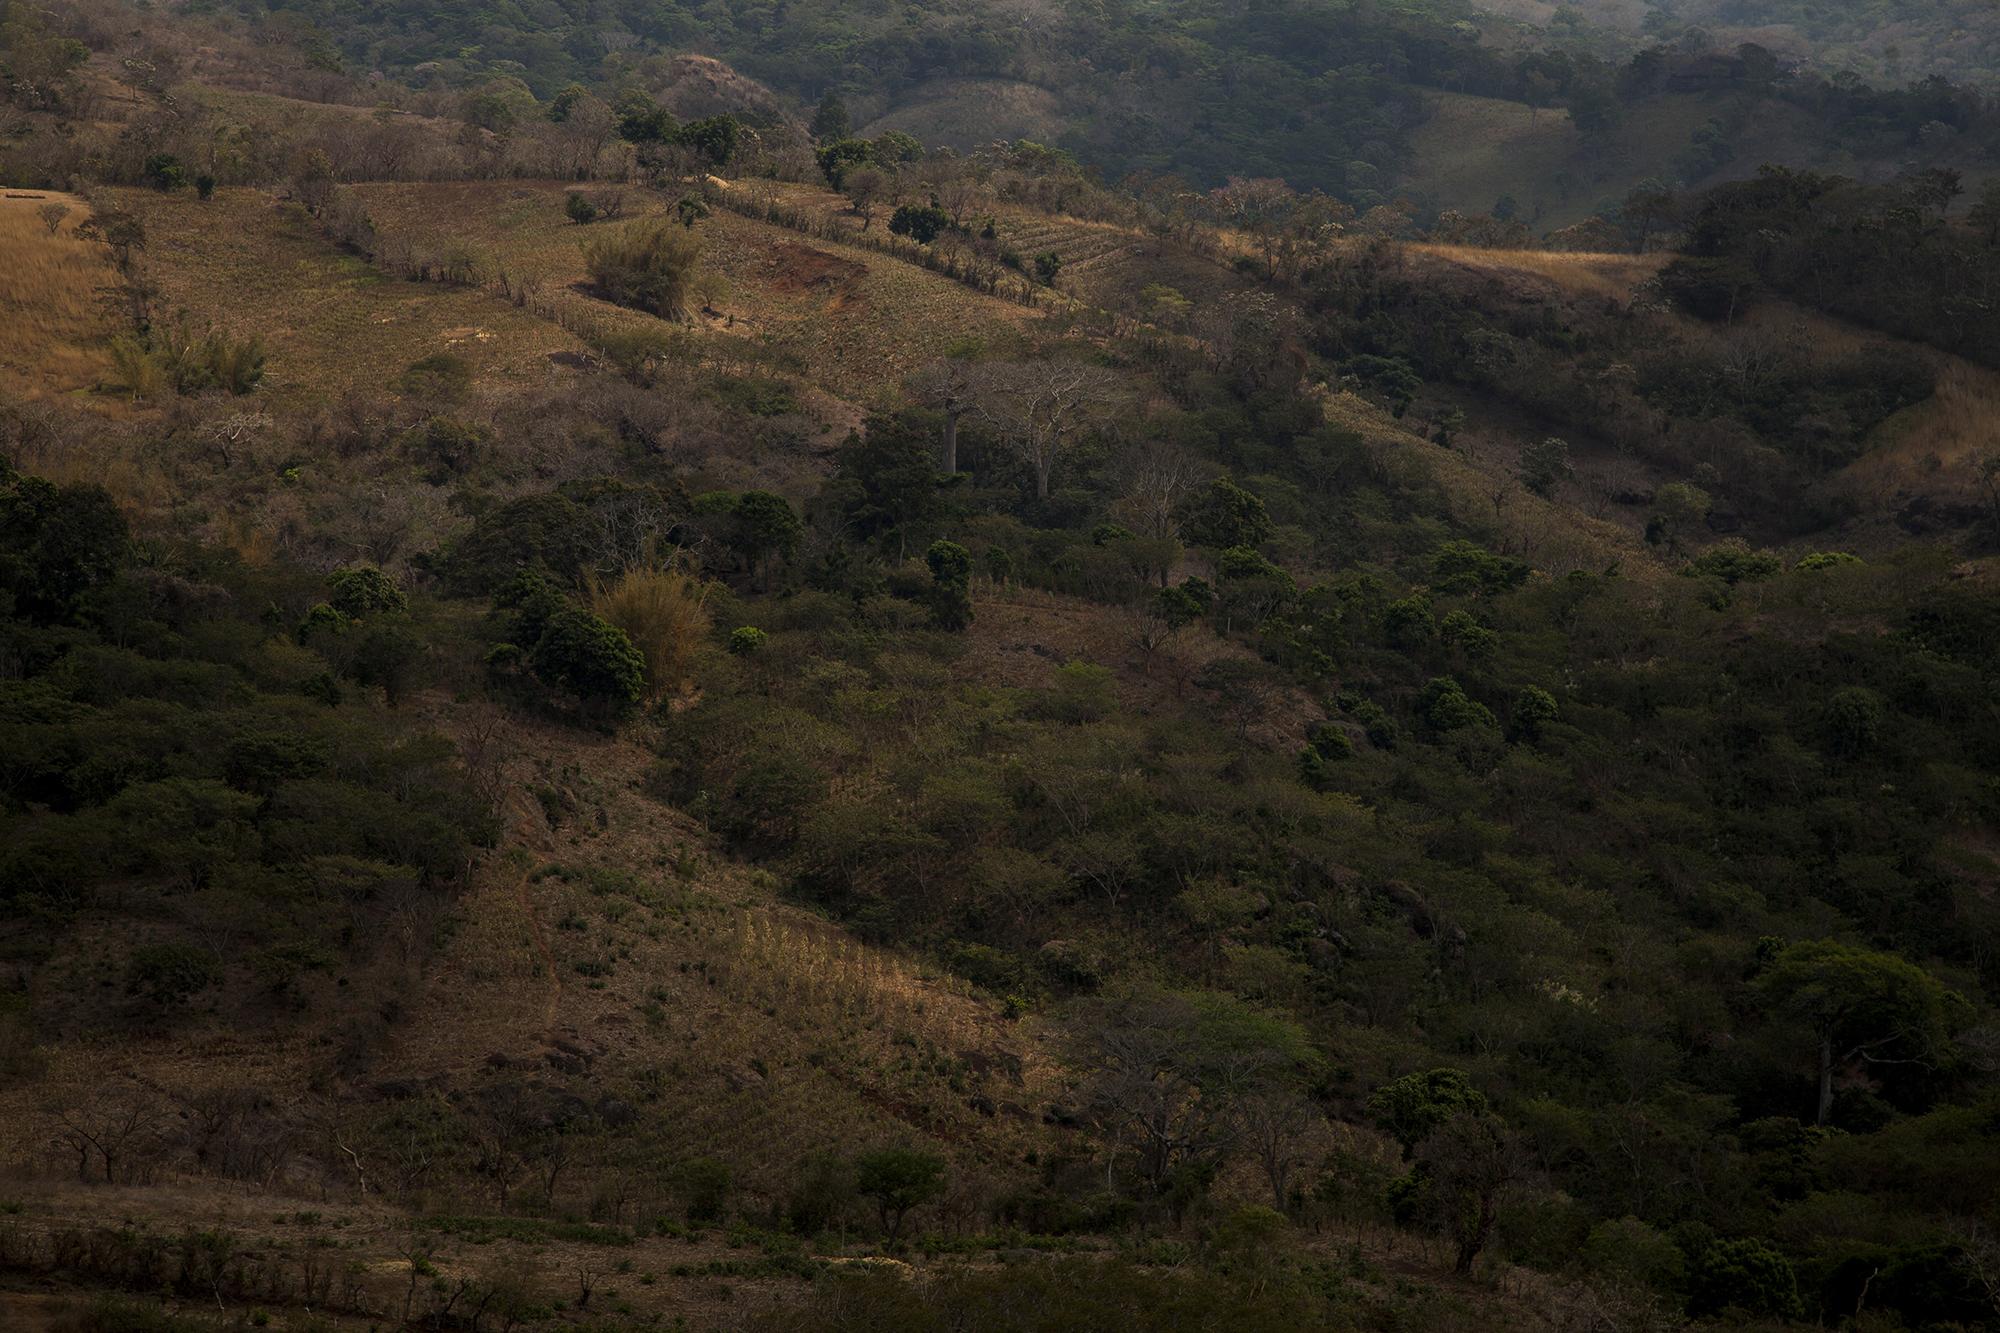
top-left (500, 788), bottom-right (564, 1039)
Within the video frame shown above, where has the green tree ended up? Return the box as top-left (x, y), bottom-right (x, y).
top-left (925, 539), bottom-right (974, 631)
top-left (1684, 543), bottom-right (1782, 585)
top-left (1154, 578), bottom-right (1212, 631)
top-left (889, 203), bottom-right (951, 244)
top-left (103, 778), bottom-right (259, 889)
top-left (1416, 1111), bottom-right (1513, 1274)
top-left (1822, 686), bottom-right (1886, 757)
top-left (730, 491), bottom-right (803, 586)
top-left (1072, 989), bottom-right (1318, 1202)
top-left (787, 1153), bottom-right (856, 1234)
top-left (143, 153), bottom-right (187, 191)
top-left (0, 470), bottom-right (128, 623)
top-left (1756, 940), bottom-right (1962, 1125)
top-left (615, 90), bottom-right (676, 143)
top-left (1517, 437), bottom-right (1572, 497)
top-left (1648, 481), bottom-right (1712, 555)
top-left (831, 418), bottom-right (946, 559)
top-left (1341, 354), bottom-right (1421, 417)
top-left (126, 943), bottom-right (221, 1007)
top-left (1416, 677), bottom-right (1495, 735)
top-left (529, 608), bottom-right (646, 716)
top-left (1510, 686), bottom-right (1558, 742)
top-left (352, 622), bottom-right (423, 707)
top-left (810, 91), bottom-right (851, 141)
top-left (854, 1148), bottom-right (947, 1246)
top-left (1582, 1216), bottom-right (1685, 1293)
top-left (327, 566), bottom-right (407, 618)
top-left (675, 1157), bottom-right (733, 1222)
top-left (1175, 477), bottom-right (1273, 550)
top-left (547, 83), bottom-right (587, 122)
top-left (816, 138), bottom-right (877, 190)
top-left (872, 130), bottom-right (924, 164)
top-left (677, 115), bottom-right (740, 167)
top-left (1971, 180), bottom-right (2000, 246)
top-left (1689, 1238), bottom-right (1804, 1320)
top-left (1621, 182), bottom-right (1677, 253)
top-left (1368, 1068), bottom-right (1488, 1158)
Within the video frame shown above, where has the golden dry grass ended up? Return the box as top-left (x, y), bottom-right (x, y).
top-left (1847, 358), bottom-right (2000, 504)
top-left (1405, 242), bottom-right (1670, 304)
top-left (106, 185), bottom-right (590, 406)
top-left (587, 563), bottom-right (713, 699)
top-left (0, 191), bottom-right (123, 395)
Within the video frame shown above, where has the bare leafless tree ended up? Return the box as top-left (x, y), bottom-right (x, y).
top-left (48, 1079), bottom-right (171, 1184)
top-left (1238, 1086), bottom-right (1321, 1213)
top-left (1111, 438), bottom-right (1201, 544)
top-left (974, 359), bottom-right (1121, 500)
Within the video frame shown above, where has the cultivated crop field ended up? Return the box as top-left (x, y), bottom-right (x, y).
top-left (739, 178), bottom-right (1263, 328)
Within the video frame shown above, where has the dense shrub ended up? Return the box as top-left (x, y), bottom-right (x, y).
top-left (527, 608), bottom-right (646, 715)
top-left (0, 466), bottom-right (128, 623)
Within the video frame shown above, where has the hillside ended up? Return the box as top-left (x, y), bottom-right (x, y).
top-left (6, 0), bottom-right (2000, 1329)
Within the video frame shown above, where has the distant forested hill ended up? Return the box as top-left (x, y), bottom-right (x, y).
top-left (210, 0), bottom-right (1549, 194)
top-left (1602, 0), bottom-right (2000, 87)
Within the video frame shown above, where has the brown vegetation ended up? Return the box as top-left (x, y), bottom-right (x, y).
top-left (0, 193), bottom-right (122, 395)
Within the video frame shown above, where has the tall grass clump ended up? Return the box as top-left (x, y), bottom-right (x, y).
top-left (587, 563), bottom-right (712, 699)
top-left (107, 316), bottom-right (264, 400)
top-left (582, 216), bottom-right (701, 321)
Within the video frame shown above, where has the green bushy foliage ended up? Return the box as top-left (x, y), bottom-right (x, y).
top-left (889, 204), bottom-right (952, 244)
top-left (1688, 1238), bottom-right (1803, 1320)
top-left (0, 466), bottom-right (128, 623)
top-left (326, 566), bottom-right (407, 618)
top-left (526, 608), bottom-right (646, 715)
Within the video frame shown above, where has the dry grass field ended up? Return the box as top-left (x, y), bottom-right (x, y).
top-left (1843, 357), bottom-right (2000, 515)
top-left (106, 186), bottom-right (590, 407)
top-left (1405, 242), bottom-right (1669, 304)
top-left (352, 180), bottom-right (1042, 407)
top-left (0, 191), bottom-right (123, 397)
